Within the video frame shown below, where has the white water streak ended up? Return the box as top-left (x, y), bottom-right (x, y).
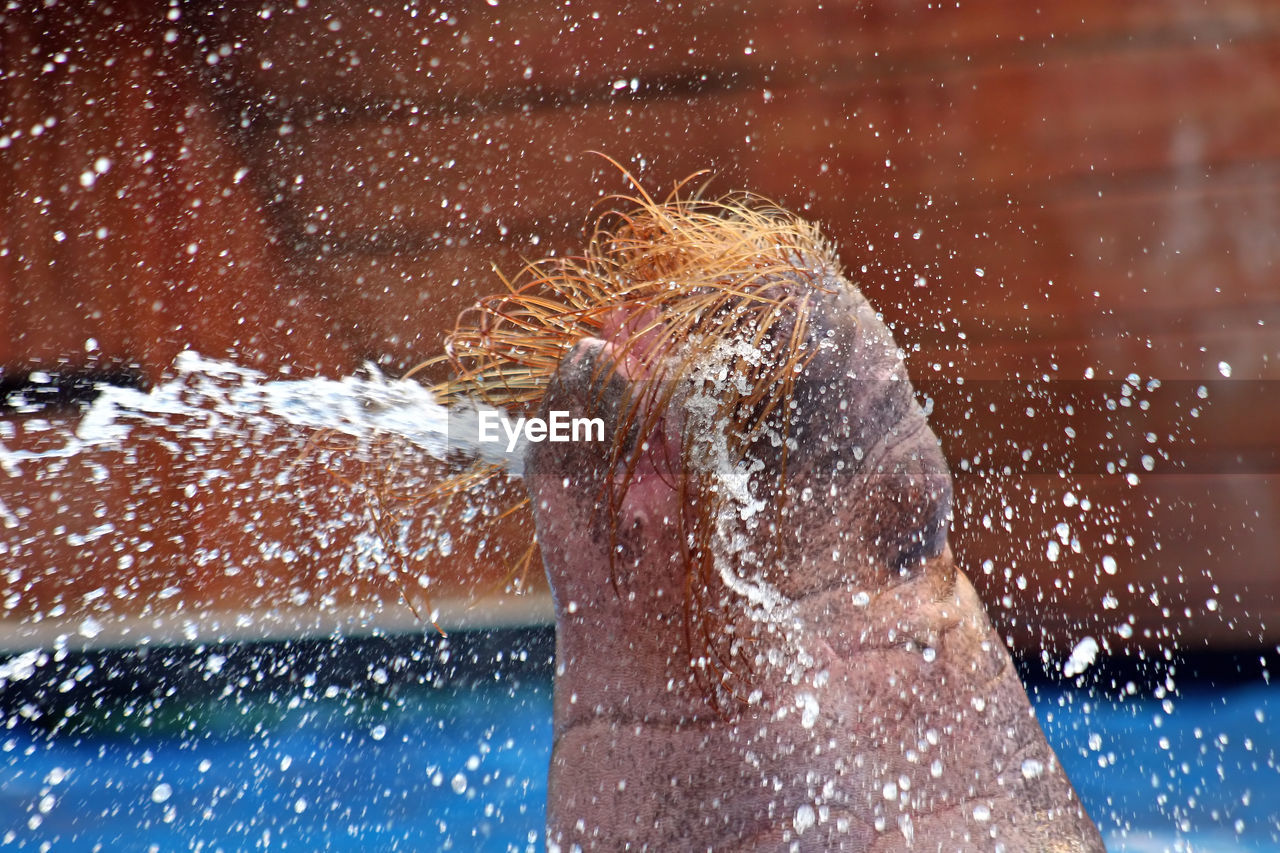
top-left (0, 351), bottom-right (524, 476)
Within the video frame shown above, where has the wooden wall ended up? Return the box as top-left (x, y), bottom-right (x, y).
top-left (1, 0), bottom-right (1276, 655)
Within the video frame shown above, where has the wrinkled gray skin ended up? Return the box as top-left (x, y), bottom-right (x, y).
top-left (524, 276), bottom-right (1105, 852)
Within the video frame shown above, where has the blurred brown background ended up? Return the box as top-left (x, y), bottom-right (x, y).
top-left (1, 0), bottom-right (1276, 655)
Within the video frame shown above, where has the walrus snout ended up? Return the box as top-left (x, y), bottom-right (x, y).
top-left (530, 273), bottom-right (956, 596)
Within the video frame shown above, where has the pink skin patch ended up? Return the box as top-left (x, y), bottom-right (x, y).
top-left (596, 304), bottom-right (665, 382)
top-left (570, 306), bottom-right (684, 502)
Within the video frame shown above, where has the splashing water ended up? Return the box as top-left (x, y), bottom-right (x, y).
top-left (1, 351), bottom-right (522, 476)
top-left (0, 352), bottom-right (542, 652)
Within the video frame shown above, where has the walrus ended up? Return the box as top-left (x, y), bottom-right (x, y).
top-left (438, 180), bottom-right (1105, 851)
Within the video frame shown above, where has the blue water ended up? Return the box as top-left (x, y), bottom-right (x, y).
top-left (1, 634), bottom-right (1276, 852)
top-left (1032, 679), bottom-right (1279, 852)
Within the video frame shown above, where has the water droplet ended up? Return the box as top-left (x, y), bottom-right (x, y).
top-left (797, 692), bottom-right (819, 729)
top-left (1064, 636), bottom-right (1099, 677)
top-left (898, 813), bottom-right (915, 843)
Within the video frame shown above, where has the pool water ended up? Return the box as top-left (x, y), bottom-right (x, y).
top-left (1, 631), bottom-right (1276, 851)
top-left (1033, 677), bottom-right (1278, 852)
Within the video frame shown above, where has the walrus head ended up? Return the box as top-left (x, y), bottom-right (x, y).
top-left (440, 181), bottom-right (952, 702)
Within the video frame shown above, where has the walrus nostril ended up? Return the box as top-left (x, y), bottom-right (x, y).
top-left (615, 510), bottom-right (648, 564)
top-left (565, 337), bottom-right (609, 368)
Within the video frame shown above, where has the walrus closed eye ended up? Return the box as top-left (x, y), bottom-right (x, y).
top-left (435, 174), bottom-right (1106, 851)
